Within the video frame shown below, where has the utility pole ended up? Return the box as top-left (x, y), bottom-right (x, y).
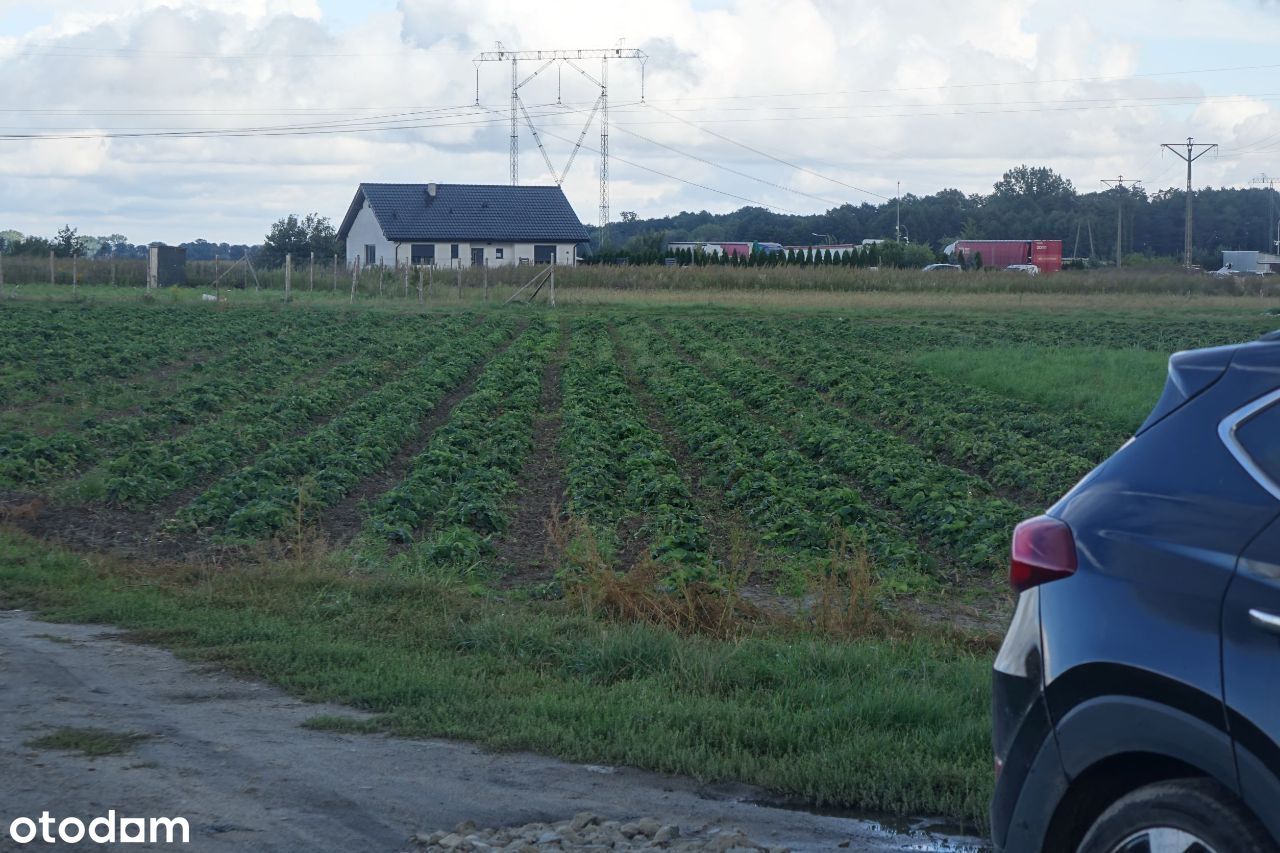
top-left (895, 180), bottom-right (901, 242)
top-left (1251, 173), bottom-right (1279, 252)
top-left (1161, 137), bottom-right (1217, 269)
top-left (1101, 176), bottom-right (1142, 268)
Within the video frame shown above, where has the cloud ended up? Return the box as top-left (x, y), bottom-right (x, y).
top-left (0, 0), bottom-right (1277, 243)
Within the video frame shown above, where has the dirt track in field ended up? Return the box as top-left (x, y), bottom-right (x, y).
top-left (0, 610), bottom-right (987, 853)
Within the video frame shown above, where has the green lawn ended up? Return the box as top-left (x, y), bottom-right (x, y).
top-left (913, 345), bottom-right (1170, 433)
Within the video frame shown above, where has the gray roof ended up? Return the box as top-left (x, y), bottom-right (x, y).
top-left (338, 183), bottom-right (589, 243)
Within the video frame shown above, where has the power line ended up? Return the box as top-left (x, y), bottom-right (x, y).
top-left (646, 103), bottom-right (891, 201)
top-left (529, 121), bottom-right (801, 215)
top-left (0, 100), bottom-right (637, 141)
top-left (609, 123), bottom-right (845, 207)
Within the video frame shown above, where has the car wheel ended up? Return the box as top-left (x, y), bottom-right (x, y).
top-left (1076, 777), bottom-right (1275, 853)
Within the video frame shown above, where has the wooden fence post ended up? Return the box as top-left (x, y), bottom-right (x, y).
top-left (483, 261), bottom-right (489, 300)
top-left (350, 258), bottom-right (358, 304)
top-left (456, 264), bottom-right (462, 299)
top-left (549, 264), bottom-right (555, 307)
top-left (416, 265), bottom-right (424, 303)
top-left (427, 264), bottom-right (434, 298)
top-left (284, 253), bottom-right (292, 301)
top-left (378, 263), bottom-right (384, 298)
top-left (402, 262), bottom-right (409, 298)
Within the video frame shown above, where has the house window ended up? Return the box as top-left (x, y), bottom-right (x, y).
top-left (495, 248), bottom-right (504, 259)
top-left (534, 245), bottom-right (556, 265)
top-left (410, 244), bottom-right (435, 265)
top-left (450, 244), bottom-right (459, 260)
top-left (364, 244), bottom-right (376, 266)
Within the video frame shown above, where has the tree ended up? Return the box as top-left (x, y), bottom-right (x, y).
top-left (619, 211), bottom-right (638, 223)
top-left (992, 165), bottom-right (1075, 201)
top-left (973, 251), bottom-right (984, 270)
top-left (260, 212), bottom-right (339, 267)
top-left (54, 224), bottom-right (85, 258)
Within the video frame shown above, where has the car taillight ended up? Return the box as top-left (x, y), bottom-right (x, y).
top-left (1010, 515), bottom-right (1077, 592)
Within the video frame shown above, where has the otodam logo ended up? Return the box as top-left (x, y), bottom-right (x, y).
top-left (7, 811), bottom-right (190, 845)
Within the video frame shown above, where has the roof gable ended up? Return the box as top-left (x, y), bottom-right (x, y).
top-left (337, 183), bottom-right (589, 243)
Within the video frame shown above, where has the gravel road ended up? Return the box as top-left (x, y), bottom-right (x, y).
top-left (0, 610), bottom-right (985, 852)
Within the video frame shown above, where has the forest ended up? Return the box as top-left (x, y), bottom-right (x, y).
top-left (599, 165), bottom-right (1280, 267)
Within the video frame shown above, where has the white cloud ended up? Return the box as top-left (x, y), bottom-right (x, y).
top-left (0, 0), bottom-right (1277, 242)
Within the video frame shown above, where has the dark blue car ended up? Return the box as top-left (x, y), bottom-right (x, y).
top-left (991, 332), bottom-right (1280, 852)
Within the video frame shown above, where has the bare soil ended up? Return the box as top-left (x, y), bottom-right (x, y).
top-left (493, 323), bottom-right (569, 585)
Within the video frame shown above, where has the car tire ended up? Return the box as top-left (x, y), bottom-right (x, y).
top-left (1076, 777), bottom-right (1276, 853)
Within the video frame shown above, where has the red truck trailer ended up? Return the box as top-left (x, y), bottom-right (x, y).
top-left (717, 242), bottom-right (752, 258)
top-left (952, 239), bottom-right (1063, 273)
top-left (1030, 240), bottom-right (1063, 272)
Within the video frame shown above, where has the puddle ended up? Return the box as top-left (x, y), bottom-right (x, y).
top-left (744, 797), bottom-right (990, 852)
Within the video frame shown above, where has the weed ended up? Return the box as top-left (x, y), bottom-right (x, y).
top-left (302, 715), bottom-right (383, 735)
top-left (26, 727), bottom-right (151, 757)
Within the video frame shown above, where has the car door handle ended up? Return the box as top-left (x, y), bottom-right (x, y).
top-left (1248, 609), bottom-right (1280, 634)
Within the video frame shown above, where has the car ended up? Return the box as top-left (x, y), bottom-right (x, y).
top-left (1004, 264), bottom-right (1040, 276)
top-left (922, 263), bottom-right (963, 272)
top-left (991, 331), bottom-right (1280, 853)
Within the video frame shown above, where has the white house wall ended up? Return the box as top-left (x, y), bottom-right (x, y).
top-left (345, 202), bottom-right (395, 266)
top-left (387, 241), bottom-right (578, 268)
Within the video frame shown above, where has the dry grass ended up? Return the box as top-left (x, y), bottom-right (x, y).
top-left (553, 512), bottom-right (899, 642)
top-left (809, 530), bottom-right (880, 639)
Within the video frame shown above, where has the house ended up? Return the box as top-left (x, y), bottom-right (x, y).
top-left (337, 182), bottom-right (589, 269)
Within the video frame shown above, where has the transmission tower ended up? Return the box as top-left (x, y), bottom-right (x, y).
top-left (474, 46), bottom-right (648, 247)
top-left (1101, 176), bottom-right (1142, 268)
top-left (1251, 173), bottom-right (1279, 252)
top-left (1160, 137), bottom-right (1217, 269)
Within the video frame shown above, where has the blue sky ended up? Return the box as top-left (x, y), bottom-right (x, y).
top-left (2, 0), bottom-right (1279, 243)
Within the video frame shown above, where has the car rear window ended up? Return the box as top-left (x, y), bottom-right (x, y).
top-left (1235, 402), bottom-right (1280, 493)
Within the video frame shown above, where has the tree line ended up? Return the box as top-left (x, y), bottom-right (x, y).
top-left (596, 165), bottom-right (1280, 268)
top-left (0, 212), bottom-right (338, 268)
top-left (655, 241), bottom-right (937, 268)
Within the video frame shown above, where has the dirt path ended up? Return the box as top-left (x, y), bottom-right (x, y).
top-left (0, 610), bottom-right (983, 852)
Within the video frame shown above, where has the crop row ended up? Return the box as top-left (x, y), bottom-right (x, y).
top-left (0, 305), bottom-right (269, 405)
top-left (558, 320), bottom-right (709, 573)
top-left (362, 320), bottom-right (558, 553)
top-left (101, 316), bottom-right (471, 507)
top-left (701, 318), bottom-right (1117, 505)
top-left (0, 313), bottom-right (391, 489)
top-left (658, 319), bottom-right (1027, 571)
top-left (612, 321), bottom-right (929, 580)
top-left (173, 319), bottom-right (514, 539)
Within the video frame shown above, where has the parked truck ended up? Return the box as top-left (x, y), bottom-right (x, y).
top-left (947, 239), bottom-right (1063, 273)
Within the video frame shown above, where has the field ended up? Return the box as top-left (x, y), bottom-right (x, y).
top-left (3, 285), bottom-right (1278, 830)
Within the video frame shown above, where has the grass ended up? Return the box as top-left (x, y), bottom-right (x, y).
top-left (302, 715), bottom-right (384, 734)
top-left (0, 530), bottom-right (993, 827)
top-left (913, 345), bottom-right (1170, 432)
top-left (26, 727), bottom-right (151, 757)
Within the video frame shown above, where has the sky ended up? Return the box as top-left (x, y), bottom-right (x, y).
top-left (1, 0), bottom-right (1280, 244)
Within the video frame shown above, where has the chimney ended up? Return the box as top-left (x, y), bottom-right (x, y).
top-left (426, 182), bottom-right (438, 200)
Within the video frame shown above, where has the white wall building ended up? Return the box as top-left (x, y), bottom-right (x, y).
top-left (337, 182), bottom-right (588, 269)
